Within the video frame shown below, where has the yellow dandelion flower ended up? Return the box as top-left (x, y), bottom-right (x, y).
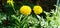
top-left (20, 6), bottom-right (31, 15)
top-left (33, 6), bottom-right (43, 14)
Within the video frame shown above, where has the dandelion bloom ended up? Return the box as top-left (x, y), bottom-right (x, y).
top-left (33, 6), bottom-right (43, 14)
top-left (20, 6), bottom-right (31, 15)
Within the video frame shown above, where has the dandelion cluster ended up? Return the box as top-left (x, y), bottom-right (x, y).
top-left (20, 5), bottom-right (43, 15)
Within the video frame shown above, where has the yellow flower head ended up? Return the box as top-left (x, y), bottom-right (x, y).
top-left (33, 6), bottom-right (43, 14)
top-left (20, 6), bottom-right (31, 15)
top-left (7, 0), bottom-right (14, 7)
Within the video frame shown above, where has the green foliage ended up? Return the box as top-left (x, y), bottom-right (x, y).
top-left (37, 6), bottom-right (60, 28)
top-left (0, 12), bottom-right (6, 24)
